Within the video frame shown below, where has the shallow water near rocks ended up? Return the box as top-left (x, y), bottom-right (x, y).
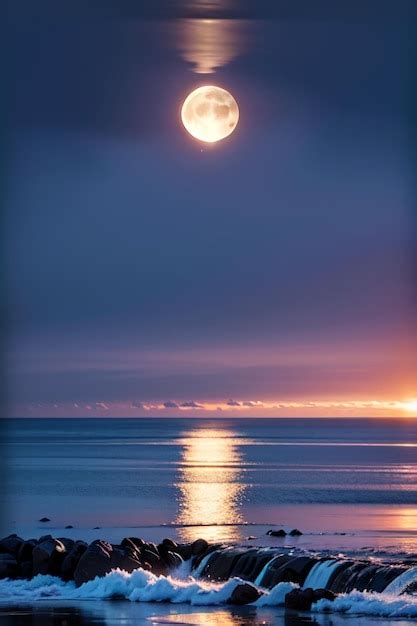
top-left (0, 602), bottom-right (416, 626)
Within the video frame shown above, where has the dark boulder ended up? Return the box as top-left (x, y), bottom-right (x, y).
top-left (353, 564), bottom-right (380, 591)
top-left (0, 534), bottom-right (24, 556)
top-left (231, 550), bottom-right (277, 582)
top-left (228, 582), bottom-right (262, 605)
top-left (65, 525), bottom-right (73, 529)
top-left (335, 562), bottom-right (368, 593)
top-left (121, 537), bottom-right (144, 552)
top-left (192, 538), bottom-right (209, 556)
top-left (73, 541), bottom-right (113, 586)
top-left (32, 538), bottom-right (67, 576)
top-left (61, 541), bottom-right (88, 582)
top-left (0, 554), bottom-right (20, 578)
top-left (161, 538), bottom-right (178, 551)
top-left (327, 560), bottom-right (355, 592)
top-left (38, 534), bottom-right (54, 543)
top-left (162, 550), bottom-right (182, 569)
top-left (20, 560), bottom-right (33, 579)
top-left (256, 555), bottom-right (291, 587)
top-left (267, 529), bottom-right (287, 537)
top-left (74, 540), bottom-right (143, 586)
top-left (58, 538), bottom-right (75, 552)
top-left (176, 543), bottom-right (193, 561)
top-left (203, 548), bottom-right (246, 582)
top-left (285, 587), bottom-right (336, 611)
top-left (141, 548), bottom-right (165, 575)
top-left (18, 539), bottom-right (37, 563)
top-left (370, 566), bottom-right (408, 593)
top-left (39, 517), bottom-right (51, 522)
top-left (261, 556), bottom-right (316, 589)
top-left (145, 542), bottom-right (160, 556)
top-left (289, 529), bottom-right (303, 536)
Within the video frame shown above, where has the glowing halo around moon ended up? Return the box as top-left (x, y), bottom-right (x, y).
top-left (181, 85), bottom-right (239, 143)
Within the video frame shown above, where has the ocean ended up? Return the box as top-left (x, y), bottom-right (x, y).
top-left (1, 417), bottom-right (417, 625)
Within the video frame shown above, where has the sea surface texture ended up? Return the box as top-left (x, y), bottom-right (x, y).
top-left (2, 418), bottom-right (417, 552)
top-left (1, 418), bottom-right (417, 625)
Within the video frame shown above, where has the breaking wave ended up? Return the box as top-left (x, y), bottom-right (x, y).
top-left (0, 567), bottom-right (417, 616)
top-left (313, 590), bottom-right (417, 618)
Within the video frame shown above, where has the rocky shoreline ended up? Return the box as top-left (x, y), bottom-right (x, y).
top-left (1, 533), bottom-right (416, 611)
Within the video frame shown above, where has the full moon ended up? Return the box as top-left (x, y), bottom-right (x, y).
top-left (181, 86), bottom-right (239, 143)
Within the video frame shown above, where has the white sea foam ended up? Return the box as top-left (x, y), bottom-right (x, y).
top-left (313, 590), bottom-right (417, 618)
top-left (0, 568), bottom-right (416, 616)
top-left (0, 569), bottom-right (294, 607)
top-left (254, 581), bottom-right (296, 606)
top-left (0, 569), bottom-right (241, 605)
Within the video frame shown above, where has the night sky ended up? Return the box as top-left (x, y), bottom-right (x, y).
top-left (5, 1), bottom-right (417, 416)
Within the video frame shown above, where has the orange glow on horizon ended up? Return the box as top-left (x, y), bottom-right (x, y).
top-left (402, 400), bottom-right (417, 415)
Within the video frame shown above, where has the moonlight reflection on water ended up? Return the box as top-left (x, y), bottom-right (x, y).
top-left (175, 427), bottom-right (248, 542)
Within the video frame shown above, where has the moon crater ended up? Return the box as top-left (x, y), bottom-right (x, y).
top-left (181, 86), bottom-right (239, 143)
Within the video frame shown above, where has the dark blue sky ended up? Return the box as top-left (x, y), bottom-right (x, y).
top-left (5, 1), bottom-right (417, 416)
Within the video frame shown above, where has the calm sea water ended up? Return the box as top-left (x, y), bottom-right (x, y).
top-left (2, 418), bottom-right (417, 553)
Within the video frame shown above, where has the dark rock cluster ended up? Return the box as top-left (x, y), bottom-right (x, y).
top-left (267, 528), bottom-right (303, 537)
top-left (7, 534), bottom-right (411, 611)
top-left (0, 534), bottom-right (208, 587)
top-left (285, 587), bottom-right (336, 611)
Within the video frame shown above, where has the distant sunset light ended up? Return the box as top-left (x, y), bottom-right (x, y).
top-left (403, 400), bottom-right (417, 415)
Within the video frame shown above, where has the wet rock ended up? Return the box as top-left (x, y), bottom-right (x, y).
top-left (74, 540), bottom-right (143, 586)
top-left (145, 542), bottom-right (160, 556)
top-left (58, 537), bottom-right (75, 552)
top-left (261, 556), bottom-right (316, 589)
top-left (0, 554), bottom-right (20, 578)
top-left (32, 538), bottom-right (67, 576)
top-left (267, 529), bottom-right (287, 537)
top-left (65, 525), bottom-right (73, 529)
top-left (192, 538), bottom-right (209, 556)
top-left (38, 535), bottom-right (54, 543)
top-left (228, 583), bottom-right (262, 605)
top-left (0, 534), bottom-right (24, 556)
top-left (204, 548), bottom-right (247, 582)
top-left (371, 566), bottom-right (408, 593)
top-left (20, 560), bottom-right (33, 579)
top-left (161, 538), bottom-right (178, 551)
top-left (121, 537), bottom-right (144, 552)
top-left (285, 587), bottom-right (336, 611)
top-left (18, 539), bottom-right (37, 563)
top-left (353, 564), bottom-right (381, 591)
top-left (162, 550), bottom-right (183, 569)
top-left (231, 549), bottom-right (276, 582)
top-left (175, 543), bottom-right (193, 561)
top-left (141, 548), bottom-right (165, 575)
top-left (334, 562), bottom-right (368, 593)
top-left (73, 540), bottom-right (112, 585)
top-left (289, 529), bottom-right (303, 536)
top-left (61, 540), bottom-right (88, 581)
top-left (39, 517), bottom-right (51, 522)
